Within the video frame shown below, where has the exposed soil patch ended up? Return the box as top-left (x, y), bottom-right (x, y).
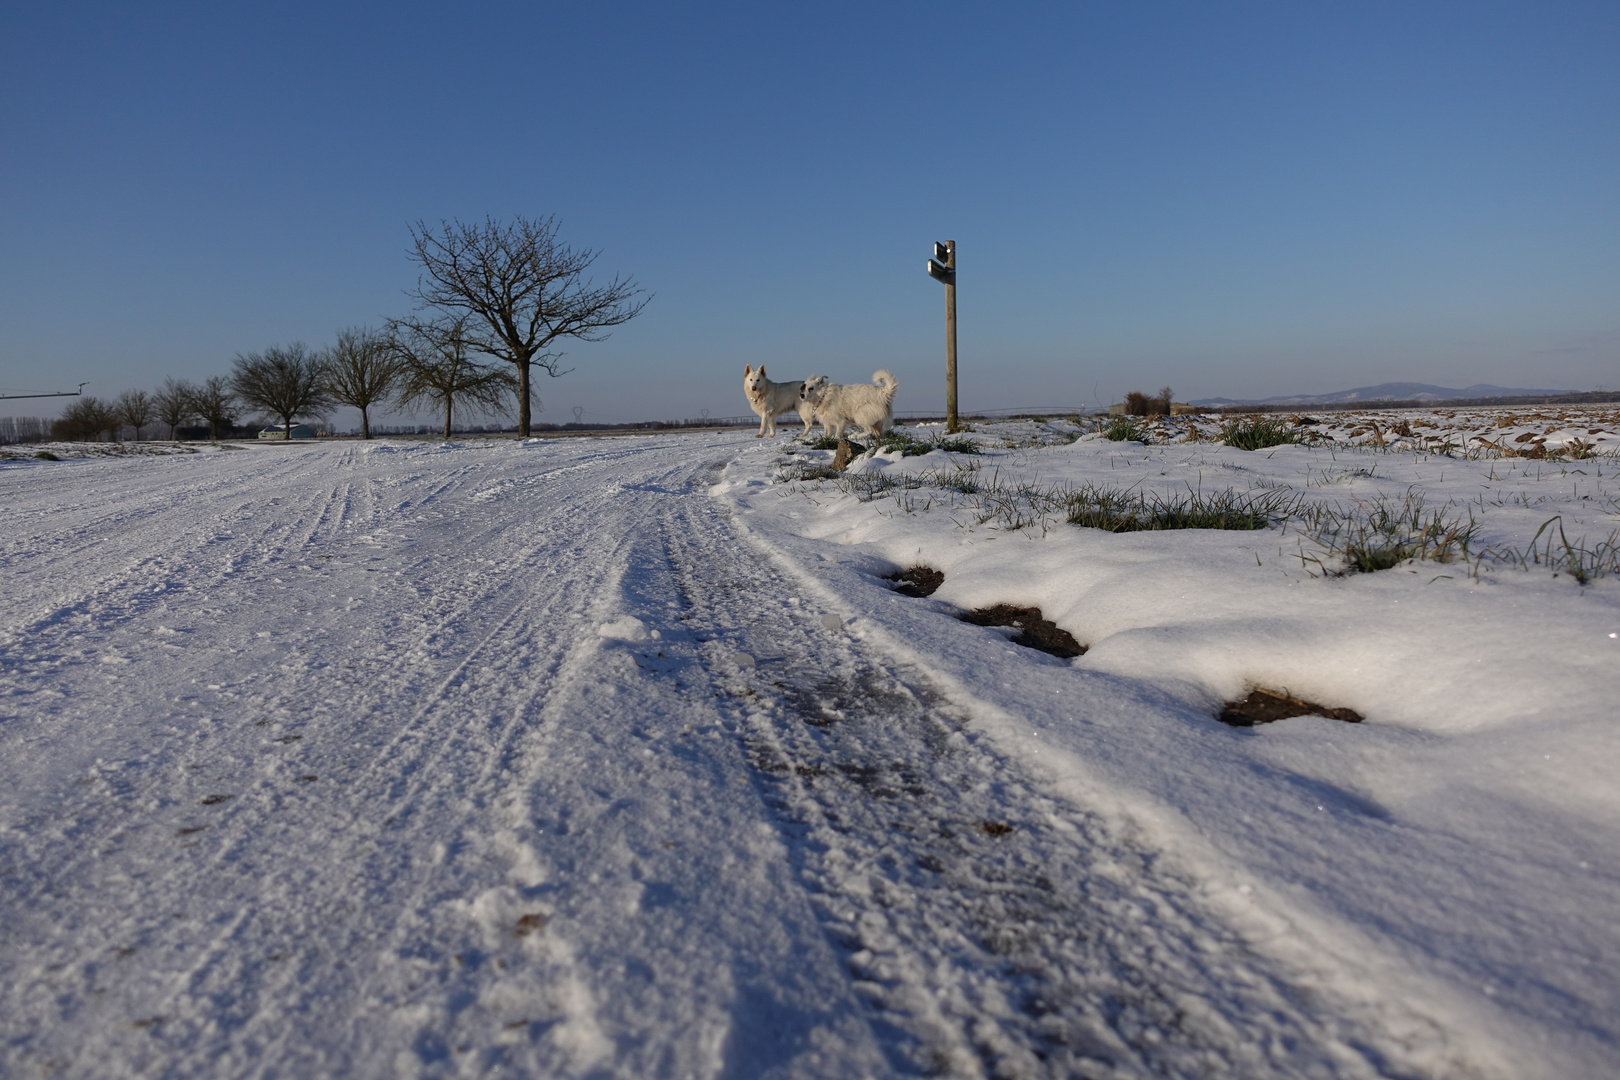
top-left (887, 565), bottom-right (944, 597)
top-left (1218, 688), bottom-right (1363, 727)
top-left (831, 438), bottom-right (868, 471)
top-left (961, 604), bottom-right (1085, 658)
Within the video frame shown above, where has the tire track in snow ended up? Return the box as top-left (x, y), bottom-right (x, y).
top-left (0, 449), bottom-right (331, 648)
top-left (663, 481), bottom-right (1447, 1079)
top-left (123, 459), bottom-right (672, 1071)
top-left (0, 440), bottom-right (748, 1078)
top-left (414, 455), bottom-right (894, 1079)
top-left (0, 444), bottom-right (580, 1075)
top-left (1, 434), bottom-right (1464, 1079)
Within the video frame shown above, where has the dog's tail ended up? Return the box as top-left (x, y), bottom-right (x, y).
top-left (871, 370), bottom-right (898, 395)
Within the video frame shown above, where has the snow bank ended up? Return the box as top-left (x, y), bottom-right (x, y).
top-left (720, 414), bottom-right (1620, 1078)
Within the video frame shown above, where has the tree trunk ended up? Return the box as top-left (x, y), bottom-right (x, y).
top-left (284, 417), bottom-right (293, 440)
top-left (360, 406), bottom-right (371, 440)
top-left (517, 359), bottom-right (531, 437)
top-left (443, 398), bottom-right (453, 438)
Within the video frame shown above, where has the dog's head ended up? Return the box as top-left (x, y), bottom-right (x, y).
top-left (743, 364), bottom-right (769, 399)
top-left (800, 375), bottom-right (829, 403)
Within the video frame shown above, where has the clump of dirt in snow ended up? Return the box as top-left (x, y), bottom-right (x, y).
top-left (887, 565), bottom-right (944, 597)
top-left (831, 438), bottom-right (868, 471)
top-left (1218, 688), bottom-right (1363, 727)
top-left (960, 604), bottom-right (1085, 658)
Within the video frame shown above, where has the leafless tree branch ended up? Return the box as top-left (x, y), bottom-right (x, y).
top-left (404, 216), bottom-right (648, 436)
top-left (323, 327), bottom-right (399, 439)
top-left (116, 389), bottom-right (153, 441)
top-left (191, 376), bottom-right (238, 441)
top-left (388, 316), bottom-right (518, 437)
top-left (153, 378), bottom-right (197, 439)
top-left (232, 343), bottom-right (331, 439)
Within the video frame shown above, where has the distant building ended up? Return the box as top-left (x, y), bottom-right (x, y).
top-left (258, 424), bottom-right (317, 440)
top-left (1108, 402), bottom-right (1199, 417)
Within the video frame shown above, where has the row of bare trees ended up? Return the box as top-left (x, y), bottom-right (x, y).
top-left (234, 215), bottom-right (647, 439)
top-left (229, 323), bottom-right (519, 440)
top-left (46, 215), bottom-right (647, 443)
top-left (49, 328), bottom-right (511, 443)
top-left (51, 379), bottom-right (238, 442)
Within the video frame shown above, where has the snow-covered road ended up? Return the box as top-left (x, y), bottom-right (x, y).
top-left (0, 433), bottom-right (1590, 1078)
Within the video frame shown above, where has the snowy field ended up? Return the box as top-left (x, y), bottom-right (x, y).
top-left (1, 416), bottom-right (1616, 1079)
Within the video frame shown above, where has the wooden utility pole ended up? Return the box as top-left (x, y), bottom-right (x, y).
top-left (926, 241), bottom-right (959, 431)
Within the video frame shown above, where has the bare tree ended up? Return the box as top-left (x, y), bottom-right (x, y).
top-left (405, 216), bottom-right (647, 436)
top-left (53, 397), bottom-right (101, 441)
top-left (322, 327), bottom-right (398, 439)
top-left (191, 376), bottom-right (238, 441)
top-left (232, 343), bottom-right (331, 439)
top-left (117, 389), bottom-right (153, 441)
top-left (49, 400), bottom-right (87, 442)
top-left (96, 398), bottom-right (123, 441)
top-left (1124, 387), bottom-right (1174, 417)
top-left (390, 317), bottom-right (516, 437)
top-left (52, 396), bottom-right (121, 442)
top-left (153, 378), bottom-right (197, 439)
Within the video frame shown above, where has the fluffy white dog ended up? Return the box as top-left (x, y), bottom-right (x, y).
top-left (799, 370), bottom-right (899, 441)
top-left (743, 364), bottom-right (816, 438)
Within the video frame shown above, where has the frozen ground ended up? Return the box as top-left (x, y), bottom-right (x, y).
top-left (1, 419), bottom-right (1616, 1079)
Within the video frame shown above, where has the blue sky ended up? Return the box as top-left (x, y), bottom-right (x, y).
top-left (2, 1), bottom-right (1616, 425)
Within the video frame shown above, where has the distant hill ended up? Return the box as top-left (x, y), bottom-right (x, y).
top-left (1191, 382), bottom-right (1568, 407)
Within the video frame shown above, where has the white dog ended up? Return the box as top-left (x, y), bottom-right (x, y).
top-left (799, 370), bottom-right (899, 441)
top-left (743, 364), bottom-right (816, 438)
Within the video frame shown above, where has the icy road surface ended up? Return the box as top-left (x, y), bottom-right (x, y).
top-left (0, 434), bottom-right (1562, 1078)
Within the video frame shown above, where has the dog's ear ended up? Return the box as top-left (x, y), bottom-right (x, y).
top-left (759, 366), bottom-right (767, 377)
top-left (744, 364), bottom-right (753, 376)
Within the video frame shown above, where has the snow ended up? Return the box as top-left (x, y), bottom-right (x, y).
top-left (597, 616), bottom-right (652, 641)
top-left (2, 420), bottom-right (1617, 1078)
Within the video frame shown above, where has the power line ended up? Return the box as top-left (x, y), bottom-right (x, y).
top-left (0, 382), bottom-right (87, 400)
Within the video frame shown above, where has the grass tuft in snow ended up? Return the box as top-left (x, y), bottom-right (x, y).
top-left (1300, 491), bottom-right (1478, 573)
top-left (871, 429), bottom-right (933, 456)
top-left (1064, 485), bottom-right (1298, 533)
top-left (1102, 415), bottom-right (1150, 443)
top-left (1503, 516), bottom-right (1620, 584)
top-left (1561, 438), bottom-right (1600, 461)
top-left (932, 435), bottom-right (982, 455)
top-left (870, 428), bottom-right (982, 456)
top-left (777, 460), bottom-right (842, 482)
top-left (790, 461), bottom-right (1298, 535)
top-left (1222, 416), bottom-right (1307, 451)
